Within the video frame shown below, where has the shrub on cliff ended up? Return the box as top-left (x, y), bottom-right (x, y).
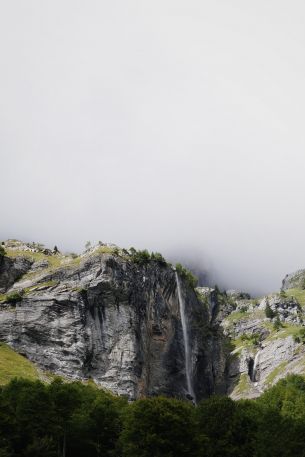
top-left (0, 245), bottom-right (5, 257)
top-left (273, 316), bottom-right (283, 331)
top-left (294, 328), bottom-right (305, 344)
top-left (5, 291), bottom-right (23, 304)
top-left (130, 249), bottom-right (151, 264)
top-left (129, 248), bottom-right (167, 266)
top-left (150, 252), bottom-right (167, 266)
top-left (175, 263), bottom-right (198, 289)
top-left (265, 303), bottom-right (276, 319)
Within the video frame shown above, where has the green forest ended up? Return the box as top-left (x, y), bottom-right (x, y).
top-left (1, 375), bottom-right (305, 457)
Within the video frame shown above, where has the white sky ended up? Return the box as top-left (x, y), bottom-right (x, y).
top-left (1, 1), bottom-right (305, 294)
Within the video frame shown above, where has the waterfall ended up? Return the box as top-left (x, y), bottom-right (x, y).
top-left (175, 272), bottom-right (195, 401)
top-left (252, 350), bottom-right (260, 382)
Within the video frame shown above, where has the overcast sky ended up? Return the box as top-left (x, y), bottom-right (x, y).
top-left (1, 1), bottom-right (305, 295)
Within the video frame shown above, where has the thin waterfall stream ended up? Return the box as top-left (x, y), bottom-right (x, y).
top-left (252, 350), bottom-right (260, 383)
top-left (175, 272), bottom-right (196, 401)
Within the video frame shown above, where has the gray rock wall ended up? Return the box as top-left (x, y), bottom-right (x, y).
top-left (0, 252), bottom-right (227, 400)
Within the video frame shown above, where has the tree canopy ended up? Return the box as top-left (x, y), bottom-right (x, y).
top-left (0, 375), bottom-right (305, 456)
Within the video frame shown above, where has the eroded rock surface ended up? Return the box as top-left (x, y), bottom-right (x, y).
top-left (0, 241), bottom-right (227, 400)
top-left (0, 256), bottom-right (33, 293)
top-left (222, 286), bottom-right (305, 399)
top-left (2, 240), bottom-right (305, 401)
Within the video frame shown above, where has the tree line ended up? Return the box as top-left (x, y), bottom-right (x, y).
top-left (1, 374), bottom-right (305, 456)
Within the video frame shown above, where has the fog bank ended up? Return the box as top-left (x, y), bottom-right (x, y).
top-left (1, 1), bottom-right (305, 296)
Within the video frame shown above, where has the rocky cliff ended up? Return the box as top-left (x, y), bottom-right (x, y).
top-left (0, 240), bottom-right (227, 401)
top-left (1, 240), bottom-right (305, 401)
top-left (222, 286), bottom-right (305, 399)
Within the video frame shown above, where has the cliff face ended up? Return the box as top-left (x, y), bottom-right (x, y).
top-left (0, 241), bottom-right (227, 401)
top-left (0, 255), bottom-right (32, 291)
top-left (2, 240), bottom-right (305, 400)
top-left (222, 287), bottom-right (305, 399)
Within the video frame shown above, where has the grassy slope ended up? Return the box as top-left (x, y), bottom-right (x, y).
top-left (5, 248), bottom-right (63, 268)
top-left (285, 288), bottom-right (305, 307)
top-left (4, 248), bottom-right (84, 285)
top-left (233, 373), bottom-right (253, 396)
top-left (0, 343), bottom-right (40, 384)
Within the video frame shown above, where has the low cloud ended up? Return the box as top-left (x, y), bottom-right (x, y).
top-left (2, 1), bottom-right (305, 297)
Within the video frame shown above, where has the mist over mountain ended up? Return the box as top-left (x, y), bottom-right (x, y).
top-left (2, 1), bottom-right (305, 295)
top-left (2, 3), bottom-right (305, 456)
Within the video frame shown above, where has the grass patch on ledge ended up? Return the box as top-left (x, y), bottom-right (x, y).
top-left (95, 246), bottom-right (120, 255)
top-left (0, 291), bottom-right (23, 305)
top-left (65, 256), bottom-right (82, 267)
top-left (285, 288), bottom-right (305, 307)
top-left (13, 253), bottom-right (84, 285)
top-left (265, 361), bottom-right (288, 387)
top-left (251, 309), bottom-right (266, 319)
top-left (0, 343), bottom-right (40, 384)
top-left (224, 310), bottom-right (251, 324)
top-left (5, 249), bottom-right (63, 269)
top-left (232, 334), bottom-right (261, 351)
top-left (233, 373), bottom-right (252, 396)
top-left (265, 324), bottom-right (302, 342)
top-left (24, 280), bottom-right (58, 294)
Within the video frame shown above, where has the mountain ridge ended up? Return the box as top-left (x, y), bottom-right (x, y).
top-left (1, 239), bottom-right (305, 400)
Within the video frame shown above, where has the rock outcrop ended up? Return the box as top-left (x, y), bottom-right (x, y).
top-left (2, 239), bottom-right (305, 401)
top-left (282, 270), bottom-right (305, 290)
top-left (0, 255), bottom-right (33, 292)
top-left (0, 241), bottom-right (228, 401)
top-left (222, 288), bottom-right (305, 399)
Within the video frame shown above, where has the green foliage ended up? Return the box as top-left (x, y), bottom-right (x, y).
top-left (150, 252), bottom-right (167, 265)
top-left (265, 303), bottom-right (276, 319)
top-left (2, 375), bottom-right (305, 456)
top-left (0, 378), bottom-right (126, 457)
top-left (273, 316), bottom-right (283, 331)
top-left (0, 246), bottom-right (6, 257)
top-left (258, 374), bottom-right (305, 422)
top-left (240, 333), bottom-right (261, 346)
top-left (129, 249), bottom-right (150, 264)
top-left (265, 362), bottom-right (288, 387)
top-left (225, 310), bottom-right (250, 324)
top-left (195, 289), bottom-right (209, 308)
top-left (5, 291), bottom-right (23, 305)
top-left (196, 396), bottom-right (257, 457)
top-left (77, 287), bottom-right (88, 296)
top-left (129, 248), bottom-right (167, 266)
top-left (284, 288), bottom-right (305, 307)
top-left (175, 263), bottom-right (198, 288)
top-left (23, 281), bottom-right (58, 296)
top-left (293, 328), bottom-right (305, 344)
top-left (95, 245), bottom-right (120, 256)
top-left (233, 373), bottom-right (252, 396)
top-left (301, 278), bottom-right (305, 290)
top-left (0, 344), bottom-right (40, 384)
top-left (5, 249), bottom-right (62, 270)
top-left (119, 397), bottom-right (198, 457)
